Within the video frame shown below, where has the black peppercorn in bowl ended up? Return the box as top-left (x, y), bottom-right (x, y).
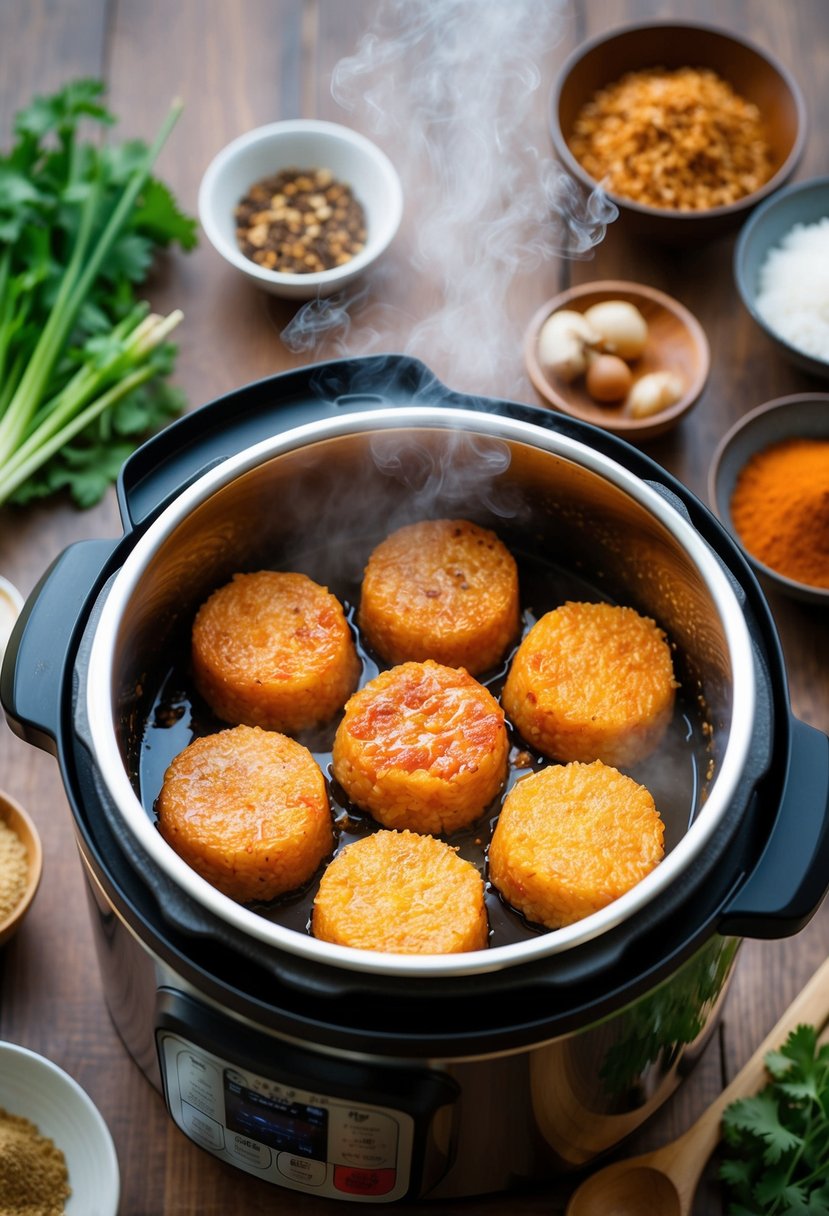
top-left (198, 119), bottom-right (403, 299)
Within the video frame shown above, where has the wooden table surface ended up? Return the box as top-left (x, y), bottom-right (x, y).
top-left (1, 2), bottom-right (827, 1213)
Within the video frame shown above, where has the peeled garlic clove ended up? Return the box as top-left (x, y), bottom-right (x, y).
top-left (537, 309), bottom-right (599, 382)
top-left (626, 371), bottom-right (685, 418)
top-left (583, 300), bottom-right (649, 360)
top-left (585, 352), bottom-right (633, 403)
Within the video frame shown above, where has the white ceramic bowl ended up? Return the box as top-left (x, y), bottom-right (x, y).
top-left (0, 1042), bottom-right (119, 1216)
top-left (0, 573), bottom-right (23, 664)
top-left (198, 119), bottom-right (403, 299)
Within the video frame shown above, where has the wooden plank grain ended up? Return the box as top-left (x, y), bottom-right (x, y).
top-left (0, 2), bottom-right (826, 1214)
top-left (0, 0), bottom-right (108, 114)
top-left (106, 0), bottom-right (311, 415)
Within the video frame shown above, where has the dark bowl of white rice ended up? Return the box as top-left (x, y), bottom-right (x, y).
top-left (735, 176), bottom-right (829, 378)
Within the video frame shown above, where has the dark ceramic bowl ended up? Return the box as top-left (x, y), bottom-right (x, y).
top-left (550, 21), bottom-right (806, 243)
top-left (734, 177), bottom-right (829, 379)
top-left (708, 394), bottom-right (829, 607)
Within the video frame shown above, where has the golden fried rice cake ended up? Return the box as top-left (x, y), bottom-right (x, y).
top-left (488, 760), bottom-right (665, 929)
top-left (191, 570), bottom-right (360, 733)
top-left (358, 518), bottom-right (520, 674)
top-left (156, 725), bottom-right (332, 903)
top-left (332, 659), bottom-right (508, 834)
top-left (312, 829), bottom-right (488, 954)
top-left (502, 601), bottom-right (678, 767)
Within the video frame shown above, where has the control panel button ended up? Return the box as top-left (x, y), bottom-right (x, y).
top-left (333, 1165), bottom-right (397, 1196)
top-left (229, 1134), bottom-right (272, 1170)
top-left (157, 1026), bottom-right (417, 1202)
top-left (181, 1103), bottom-right (225, 1151)
top-left (277, 1153), bottom-right (327, 1186)
top-left (330, 1108), bottom-right (398, 1167)
top-left (176, 1050), bottom-right (223, 1120)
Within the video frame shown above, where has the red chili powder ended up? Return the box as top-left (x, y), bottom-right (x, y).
top-left (730, 437), bottom-right (829, 589)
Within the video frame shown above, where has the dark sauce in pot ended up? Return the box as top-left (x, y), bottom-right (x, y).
top-left (137, 550), bottom-right (711, 948)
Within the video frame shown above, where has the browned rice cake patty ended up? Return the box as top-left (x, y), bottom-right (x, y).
top-left (502, 601), bottom-right (678, 767)
top-left (488, 760), bottom-right (664, 929)
top-left (191, 570), bottom-right (360, 733)
top-left (332, 660), bottom-right (508, 835)
top-left (156, 724), bottom-right (333, 903)
top-left (357, 519), bottom-right (520, 674)
top-left (312, 829), bottom-right (488, 954)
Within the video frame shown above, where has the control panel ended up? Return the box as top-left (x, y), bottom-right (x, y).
top-left (158, 1029), bottom-right (415, 1201)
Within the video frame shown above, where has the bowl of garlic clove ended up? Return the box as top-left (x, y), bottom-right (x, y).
top-left (524, 280), bottom-right (710, 441)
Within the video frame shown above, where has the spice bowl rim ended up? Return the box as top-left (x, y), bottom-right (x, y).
top-left (549, 18), bottom-right (807, 242)
top-left (708, 392), bottom-right (829, 607)
top-left (523, 279), bottom-right (710, 442)
top-left (733, 174), bottom-right (829, 379)
top-left (0, 1039), bottom-right (119, 1215)
top-left (0, 573), bottom-right (23, 665)
top-left (198, 117), bottom-right (404, 300)
top-left (0, 788), bottom-right (42, 946)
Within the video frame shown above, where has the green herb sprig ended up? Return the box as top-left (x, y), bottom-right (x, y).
top-left (720, 1023), bottom-right (829, 1215)
top-left (0, 79), bottom-right (197, 508)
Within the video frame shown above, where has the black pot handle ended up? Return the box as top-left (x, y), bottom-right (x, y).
top-left (0, 539), bottom-right (117, 754)
top-left (115, 353), bottom-right (709, 535)
top-left (116, 354), bottom-right (446, 531)
top-left (719, 716), bottom-right (829, 938)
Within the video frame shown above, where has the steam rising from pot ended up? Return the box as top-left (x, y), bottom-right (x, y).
top-left (281, 0), bottom-right (616, 397)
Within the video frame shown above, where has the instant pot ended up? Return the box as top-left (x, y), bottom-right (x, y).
top-left (3, 355), bottom-right (828, 1203)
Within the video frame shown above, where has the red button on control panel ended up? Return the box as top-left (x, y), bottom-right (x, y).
top-left (333, 1165), bottom-right (397, 1196)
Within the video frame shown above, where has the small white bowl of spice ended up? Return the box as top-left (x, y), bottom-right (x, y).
top-left (199, 118), bottom-right (403, 299)
top-left (0, 1041), bottom-right (119, 1215)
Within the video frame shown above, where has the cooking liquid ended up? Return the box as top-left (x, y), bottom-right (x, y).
top-left (138, 550), bottom-right (710, 949)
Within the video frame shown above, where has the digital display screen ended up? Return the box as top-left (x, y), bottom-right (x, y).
top-left (223, 1072), bottom-right (328, 1159)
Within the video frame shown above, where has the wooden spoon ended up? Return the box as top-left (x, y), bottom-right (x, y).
top-left (564, 955), bottom-right (829, 1216)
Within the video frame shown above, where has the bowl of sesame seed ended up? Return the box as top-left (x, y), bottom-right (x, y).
top-left (199, 119), bottom-right (403, 299)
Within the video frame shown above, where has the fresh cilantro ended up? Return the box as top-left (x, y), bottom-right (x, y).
top-left (0, 79), bottom-right (197, 508)
top-left (720, 1024), bottom-right (829, 1215)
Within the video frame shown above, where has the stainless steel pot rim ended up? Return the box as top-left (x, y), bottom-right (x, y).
top-left (85, 406), bottom-right (756, 978)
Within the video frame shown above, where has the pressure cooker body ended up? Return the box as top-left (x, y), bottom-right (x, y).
top-left (3, 356), bottom-right (828, 1201)
top-left (82, 396), bottom-right (761, 975)
top-left (75, 802), bottom-right (743, 1200)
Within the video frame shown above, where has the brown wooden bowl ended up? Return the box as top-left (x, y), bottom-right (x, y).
top-left (524, 281), bottom-right (710, 442)
top-left (550, 21), bottom-right (806, 243)
top-left (0, 790), bottom-right (42, 946)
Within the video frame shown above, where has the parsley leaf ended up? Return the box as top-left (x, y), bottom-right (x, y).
top-left (0, 79), bottom-right (197, 508)
top-left (720, 1024), bottom-right (829, 1215)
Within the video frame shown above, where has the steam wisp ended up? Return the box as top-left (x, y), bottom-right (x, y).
top-left (282, 0), bottom-right (616, 398)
